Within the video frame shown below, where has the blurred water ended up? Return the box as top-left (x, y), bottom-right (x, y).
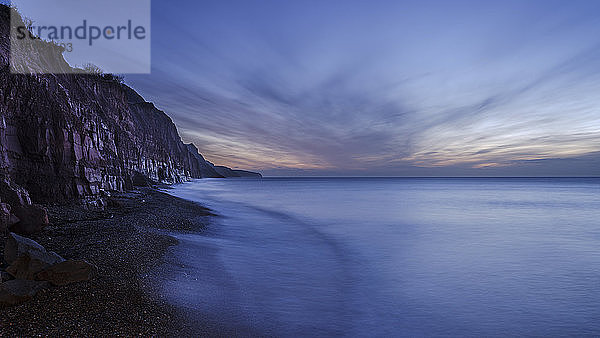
top-left (161, 177), bottom-right (600, 336)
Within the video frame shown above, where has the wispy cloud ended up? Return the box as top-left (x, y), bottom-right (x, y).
top-left (127, 0), bottom-right (600, 176)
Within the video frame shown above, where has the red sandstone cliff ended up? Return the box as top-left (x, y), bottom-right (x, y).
top-left (0, 4), bottom-right (259, 207)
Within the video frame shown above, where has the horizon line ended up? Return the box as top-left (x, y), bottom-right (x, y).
top-left (255, 176), bottom-right (600, 179)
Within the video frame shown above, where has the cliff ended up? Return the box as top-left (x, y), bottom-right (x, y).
top-left (212, 165), bottom-right (263, 178)
top-left (0, 4), bottom-right (260, 205)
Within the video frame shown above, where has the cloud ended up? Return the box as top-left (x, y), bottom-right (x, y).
top-left (127, 0), bottom-right (600, 176)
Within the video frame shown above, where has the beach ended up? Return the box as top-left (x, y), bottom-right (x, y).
top-left (2, 177), bottom-right (600, 336)
top-left (0, 188), bottom-right (211, 336)
top-left (1, 0), bottom-right (597, 336)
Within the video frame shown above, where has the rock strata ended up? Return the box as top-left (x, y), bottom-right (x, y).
top-left (0, 4), bottom-right (260, 209)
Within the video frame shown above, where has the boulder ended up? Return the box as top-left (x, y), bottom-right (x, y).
top-left (81, 196), bottom-right (106, 211)
top-left (4, 233), bottom-right (64, 279)
top-left (7, 253), bottom-right (64, 280)
top-left (0, 180), bottom-right (31, 207)
top-left (0, 279), bottom-right (49, 307)
top-left (9, 205), bottom-right (49, 235)
top-left (5, 232), bottom-right (46, 264)
top-left (36, 259), bottom-right (98, 286)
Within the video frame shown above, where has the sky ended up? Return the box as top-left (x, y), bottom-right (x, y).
top-left (125, 0), bottom-right (600, 176)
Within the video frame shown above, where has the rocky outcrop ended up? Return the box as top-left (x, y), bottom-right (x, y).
top-left (0, 279), bottom-right (49, 307)
top-left (0, 179), bottom-right (31, 206)
top-left (212, 166), bottom-right (263, 178)
top-left (9, 205), bottom-right (49, 235)
top-left (5, 232), bottom-right (65, 279)
top-left (0, 4), bottom-right (260, 209)
top-left (185, 143), bottom-right (224, 178)
top-left (1, 232), bottom-right (95, 307)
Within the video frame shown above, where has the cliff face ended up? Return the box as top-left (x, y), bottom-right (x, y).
top-left (212, 165), bottom-right (263, 178)
top-left (0, 5), bottom-right (259, 204)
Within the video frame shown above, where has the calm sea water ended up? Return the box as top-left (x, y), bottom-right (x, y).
top-left (160, 178), bottom-right (600, 336)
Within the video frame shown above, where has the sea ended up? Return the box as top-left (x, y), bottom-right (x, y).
top-left (157, 177), bottom-right (600, 336)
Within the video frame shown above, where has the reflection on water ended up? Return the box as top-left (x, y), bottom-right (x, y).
top-left (161, 178), bottom-right (600, 336)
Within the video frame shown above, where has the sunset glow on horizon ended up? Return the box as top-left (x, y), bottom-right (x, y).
top-left (128, 0), bottom-right (600, 176)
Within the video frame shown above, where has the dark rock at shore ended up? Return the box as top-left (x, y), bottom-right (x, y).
top-left (4, 233), bottom-right (65, 280)
top-left (80, 196), bottom-right (107, 212)
top-left (36, 259), bottom-right (98, 286)
top-left (0, 231), bottom-right (98, 308)
top-left (0, 180), bottom-right (31, 207)
top-left (9, 205), bottom-right (49, 235)
top-left (6, 252), bottom-right (63, 280)
top-left (5, 232), bottom-right (46, 264)
top-left (0, 279), bottom-right (49, 307)
top-left (0, 188), bottom-right (209, 334)
top-left (0, 181), bottom-right (48, 235)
